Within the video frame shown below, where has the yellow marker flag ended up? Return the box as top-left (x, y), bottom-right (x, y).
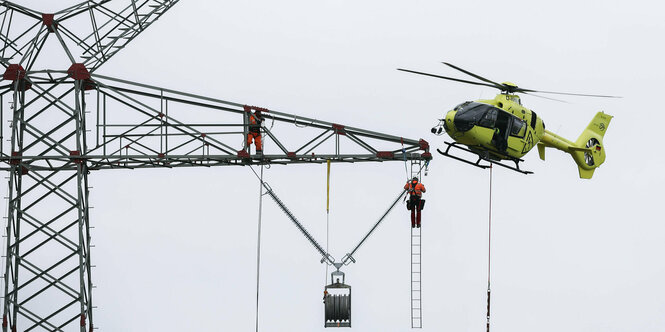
top-left (326, 159), bottom-right (331, 212)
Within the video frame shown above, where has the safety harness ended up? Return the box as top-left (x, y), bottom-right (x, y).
top-left (249, 113), bottom-right (262, 133)
top-left (408, 181), bottom-right (421, 196)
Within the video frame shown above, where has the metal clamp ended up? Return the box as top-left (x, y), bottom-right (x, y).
top-left (320, 253), bottom-right (336, 265)
top-left (341, 253), bottom-right (356, 265)
top-left (330, 270), bottom-right (345, 284)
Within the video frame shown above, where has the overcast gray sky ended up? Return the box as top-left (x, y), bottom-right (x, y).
top-left (7, 0), bottom-right (665, 331)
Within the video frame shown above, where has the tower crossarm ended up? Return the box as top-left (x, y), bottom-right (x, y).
top-left (0, 73), bottom-right (432, 171)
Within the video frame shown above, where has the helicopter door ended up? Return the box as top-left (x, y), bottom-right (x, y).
top-left (492, 111), bottom-right (512, 153)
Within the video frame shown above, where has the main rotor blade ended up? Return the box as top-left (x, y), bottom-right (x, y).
top-left (518, 88), bottom-right (621, 98)
top-left (441, 62), bottom-right (504, 89)
top-left (397, 68), bottom-right (498, 89)
top-left (522, 92), bottom-right (569, 104)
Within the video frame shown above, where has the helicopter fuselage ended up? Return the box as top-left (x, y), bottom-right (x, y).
top-left (401, 63), bottom-right (614, 178)
top-left (442, 93), bottom-right (545, 160)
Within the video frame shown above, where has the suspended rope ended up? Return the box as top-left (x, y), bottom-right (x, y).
top-left (327, 160), bottom-right (331, 213)
top-left (325, 160), bottom-right (331, 286)
top-left (254, 164), bottom-right (265, 332)
top-left (486, 164), bottom-right (493, 332)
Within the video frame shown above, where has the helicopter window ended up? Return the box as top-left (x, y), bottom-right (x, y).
top-left (454, 102), bottom-right (492, 131)
top-left (478, 108), bottom-right (498, 128)
top-left (454, 101), bottom-right (472, 111)
top-left (510, 118), bottom-right (526, 137)
top-left (530, 111), bottom-right (537, 129)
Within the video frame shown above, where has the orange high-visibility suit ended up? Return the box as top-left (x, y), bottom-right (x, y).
top-left (247, 112), bottom-right (263, 152)
top-left (404, 179), bottom-right (426, 228)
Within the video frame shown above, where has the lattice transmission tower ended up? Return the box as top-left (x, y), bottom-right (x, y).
top-left (0, 1), bottom-right (431, 331)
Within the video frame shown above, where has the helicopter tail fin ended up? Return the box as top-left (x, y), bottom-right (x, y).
top-left (537, 143), bottom-right (546, 161)
top-left (570, 112), bottom-right (613, 179)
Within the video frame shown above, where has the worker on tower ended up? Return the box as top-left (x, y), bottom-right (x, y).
top-left (247, 109), bottom-right (263, 155)
top-left (404, 177), bottom-right (426, 228)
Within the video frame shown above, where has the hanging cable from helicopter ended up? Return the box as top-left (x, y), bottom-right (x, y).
top-left (486, 164), bottom-right (493, 332)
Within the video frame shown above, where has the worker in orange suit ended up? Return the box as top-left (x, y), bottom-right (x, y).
top-left (404, 177), bottom-right (426, 228)
top-left (247, 109), bottom-right (263, 155)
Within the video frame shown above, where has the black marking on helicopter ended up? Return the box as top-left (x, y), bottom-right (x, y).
top-left (522, 131), bottom-right (534, 154)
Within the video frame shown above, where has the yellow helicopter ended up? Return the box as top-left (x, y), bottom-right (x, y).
top-left (398, 63), bottom-right (618, 179)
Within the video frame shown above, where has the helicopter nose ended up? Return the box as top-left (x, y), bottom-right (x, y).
top-left (444, 110), bottom-right (456, 133)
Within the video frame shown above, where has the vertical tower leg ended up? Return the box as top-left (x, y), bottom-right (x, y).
top-left (1, 80), bottom-right (94, 331)
top-left (3, 85), bottom-right (26, 332)
top-left (73, 80), bottom-right (94, 332)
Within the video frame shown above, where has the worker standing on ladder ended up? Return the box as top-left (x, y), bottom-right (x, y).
top-left (404, 177), bottom-right (426, 228)
top-left (247, 109), bottom-right (263, 156)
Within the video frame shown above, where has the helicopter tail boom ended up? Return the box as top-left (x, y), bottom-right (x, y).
top-left (540, 112), bottom-right (613, 179)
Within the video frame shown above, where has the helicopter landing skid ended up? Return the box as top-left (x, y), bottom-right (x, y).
top-left (437, 143), bottom-right (490, 169)
top-left (437, 142), bottom-right (533, 175)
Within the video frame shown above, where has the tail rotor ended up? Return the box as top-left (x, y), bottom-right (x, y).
top-left (584, 138), bottom-right (600, 167)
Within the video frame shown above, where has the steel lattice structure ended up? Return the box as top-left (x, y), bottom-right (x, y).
top-left (0, 1), bottom-right (431, 331)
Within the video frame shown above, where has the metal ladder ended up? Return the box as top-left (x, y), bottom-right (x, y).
top-left (410, 157), bottom-right (423, 179)
top-left (410, 157), bottom-right (423, 328)
top-left (411, 226), bottom-right (422, 328)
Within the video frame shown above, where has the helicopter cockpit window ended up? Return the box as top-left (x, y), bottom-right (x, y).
top-left (510, 118), bottom-right (526, 137)
top-left (453, 102), bottom-right (492, 132)
top-left (454, 101), bottom-right (472, 111)
top-left (478, 108), bottom-right (498, 128)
